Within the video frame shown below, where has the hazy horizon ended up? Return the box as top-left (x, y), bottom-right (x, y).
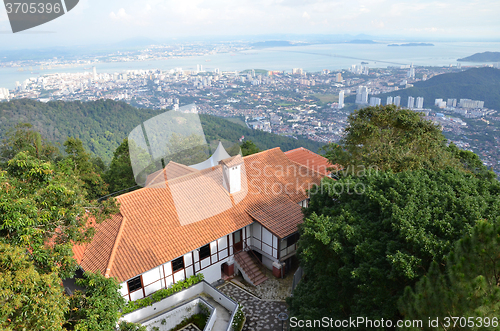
top-left (1, 0), bottom-right (500, 50)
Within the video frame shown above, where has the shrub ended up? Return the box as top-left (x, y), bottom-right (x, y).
top-left (122, 273), bottom-right (205, 314)
top-left (232, 304), bottom-right (245, 331)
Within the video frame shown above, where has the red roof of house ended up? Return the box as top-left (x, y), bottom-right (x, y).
top-left (285, 147), bottom-right (337, 176)
top-left (73, 148), bottom-right (324, 282)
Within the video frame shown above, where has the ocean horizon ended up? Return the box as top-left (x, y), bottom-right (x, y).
top-left (1, 41), bottom-right (500, 90)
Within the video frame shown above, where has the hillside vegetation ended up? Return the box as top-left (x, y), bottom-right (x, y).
top-left (0, 99), bottom-right (322, 163)
top-left (458, 51), bottom-right (500, 62)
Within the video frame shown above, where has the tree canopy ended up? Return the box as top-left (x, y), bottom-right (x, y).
top-left (0, 123), bottom-right (60, 163)
top-left (65, 271), bottom-right (126, 331)
top-left (0, 243), bottom-right (68, 331)
top-left (103, 139), bottom-right (138, 195)
top-left (399, 220), bottom-right (500, 330)
top-left (240, 140), bottom-right (261, 156)
top-left (321, 105), bottom-right (460, 173)
top-left (288, 167), bottom-right (500, 328)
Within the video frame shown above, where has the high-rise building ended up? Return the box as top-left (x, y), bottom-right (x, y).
top-left (386, 96), bottom-right (393, 105)
top-left (407, 67), bottom-right (415, 79)
top-left (416, 97), bottom-right (424, 109)
top-left (355, 86), bottom-right (370, 104)
top-left (459, 99), bottom-right (485, 109)
top-left (408, 96), bottom-right (415, 109)
top-left (292, 68), bottom-right (304, 75)
top-left (338, 90), bottom-right (345, 109)
top-left (336, 73), bottom-right (342, 83)
top-left (447, 98), bottom-right (457, 107)
top-left (92, 66), bottom-right (97, 81)
top-left (370, 97), bottom-right (381, 106)
top-left (394, 96), bottom-right (401, 107)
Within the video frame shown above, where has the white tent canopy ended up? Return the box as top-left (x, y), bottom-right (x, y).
top-left (189, 141), bottom-right (232, 170)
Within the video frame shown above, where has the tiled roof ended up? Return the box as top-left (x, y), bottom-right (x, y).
top-left (74, 147), bottom-right (323, 282)
top-left (285, 147), bottom-right (338, 176)
top-left (247, 195), bottom-right (305, 238)
top-left (219, 155), bottom-right (243, 168)
top-left (145, 161), bottom-right (199, 186)
top-left (74, 214), bottom-right (124, 274)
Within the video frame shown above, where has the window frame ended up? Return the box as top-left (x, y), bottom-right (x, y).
top-left (199, 244), bottom-right (211, 261)
top-left (127, 276), bottom-right (142, 293)
top-left (172, 256), bottom-right (185, 273)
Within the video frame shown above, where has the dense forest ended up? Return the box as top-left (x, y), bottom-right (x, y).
top-left (0, 99), bottom-right (322, 164)
top-left (345, 67), bottom-right (500, 110)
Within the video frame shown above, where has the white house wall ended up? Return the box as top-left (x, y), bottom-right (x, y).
top-left (250, 222), bottom-right (279, 261)
top-left (121, 224), bottom-right (276, 302)
top-left (121, 233), bottom-right (237, 301)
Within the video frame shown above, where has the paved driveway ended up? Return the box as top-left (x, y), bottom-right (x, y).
top-left (218, 282), bottom-right (289, 331)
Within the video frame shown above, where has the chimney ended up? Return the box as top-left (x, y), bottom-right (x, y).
top-left (220, 155), bottom-right (243, 194)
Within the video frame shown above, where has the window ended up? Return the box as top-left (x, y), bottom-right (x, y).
top-left (172, 257), bottom-right (184, 273)
top-left (199, 244), bottom-right (211, 260)
top-left (127, 276), bottom-right (142, 293)
top-left (287, 233), bottom-right (300, 246)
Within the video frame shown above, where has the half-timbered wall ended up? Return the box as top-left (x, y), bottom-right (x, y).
top-left (120, 225), bottom-right (252, 302)
top-left (249, 223), bottom-right (279, 260)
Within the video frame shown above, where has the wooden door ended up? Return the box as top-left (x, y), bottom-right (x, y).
top-left (233, 230), bottom-right (243, 253)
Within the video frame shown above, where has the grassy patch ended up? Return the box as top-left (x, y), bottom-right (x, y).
top-left (313, 94), bottom-right (338, 103)
top-left (225, 117), bottom-right (247, 127)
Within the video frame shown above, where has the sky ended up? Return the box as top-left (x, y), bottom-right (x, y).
top-left (1, 0), bottom-right (500, 49)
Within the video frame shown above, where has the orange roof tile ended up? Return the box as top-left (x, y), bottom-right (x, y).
top-left (77, 147), bottom-right (324, 282)
top-left (285, 147), bottom-right (338, 176)
top-left (247, 195), bottom-right (305, 238)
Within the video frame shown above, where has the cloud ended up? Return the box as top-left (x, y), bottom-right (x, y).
top-left (110, 8), bottom-right (131, 21)
top-left (371, 20), bottom-right (385, 29)
top-left (302, 11), bottom-right (311, 19)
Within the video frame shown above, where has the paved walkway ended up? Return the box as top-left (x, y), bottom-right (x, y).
top-left (219, 282), bottom-right (288, 331)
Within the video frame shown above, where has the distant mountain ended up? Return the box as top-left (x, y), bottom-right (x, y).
top-left (458, 51), bottom-right (500, 62)
top-left (0, 100), bottom-right (323, 163)
top-left (347, 40), bottom-right (378, 44)
top-left (251, 41), bottom-right (309, 48)
top-left (388, 43), bottom-right (434, 47)
top-left (346, 67), bottom-right (500, 110)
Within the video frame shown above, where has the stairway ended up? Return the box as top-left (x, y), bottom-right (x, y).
top-left (234, 251), bottom-right (268, 286)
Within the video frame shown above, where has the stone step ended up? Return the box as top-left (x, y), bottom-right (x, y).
top-left (235, 251), bottom-right (268, 286)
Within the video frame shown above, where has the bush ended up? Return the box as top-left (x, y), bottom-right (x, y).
top-left (122, 273), bottom-right (204, 314)
top-left (232, 304), bottom-right (245, 331)
top-left (118, 321), bottom-right (147, 331)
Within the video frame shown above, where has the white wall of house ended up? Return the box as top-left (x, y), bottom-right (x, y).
top-left (120, 227), bottom-right (253, 301)
top-left (249, 222), bottom-right (279, 262)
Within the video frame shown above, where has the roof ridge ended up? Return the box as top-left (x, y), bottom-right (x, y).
top-left (288, 159), bottom-right (326, 178)
top-left (243, 147), bottom-right (282, 159)
top-left (104, 214), bottom-right (127, 279)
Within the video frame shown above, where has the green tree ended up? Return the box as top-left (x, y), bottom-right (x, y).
top-left (0, 123), bottom-right (60, 162)
top-left (321, 105), bottom-right (460, 173)
top-left (63, 137), bottom-right (109, 200)
top-left (399, 220), bottom-right (500, 330)
top-left (447, 142), bottom-right (496, 180)
top-left (164, 133), bottom-right (209, 166)
top-left (103, 139), bottom-right (137, 194)
top-left (0, 243), bottom-right (68, 331)
top-left (65, 271), bottom-right (126, 331)
top-left (240, 140), bottom-right (261, 156)
top-left (0, 152), bottom-right (118, 278)
top-left (288, 168), bottom-right (500, 329)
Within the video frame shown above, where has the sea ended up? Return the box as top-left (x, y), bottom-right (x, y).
top-left (1, 41), bottom-right (500, 90)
